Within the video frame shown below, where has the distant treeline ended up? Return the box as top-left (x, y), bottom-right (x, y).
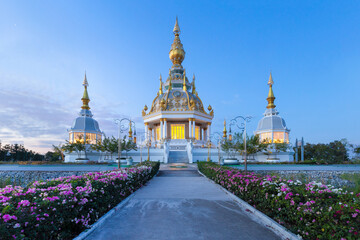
top-left (0, 143), bottom-right (44, 162)
top-left (297, 139), bottom-right (360, 164)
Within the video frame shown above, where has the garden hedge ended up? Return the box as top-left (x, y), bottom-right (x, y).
top-left (0, 161), bottom-right (159, 239)
top-left (198, 162), bottom-right (359, 240)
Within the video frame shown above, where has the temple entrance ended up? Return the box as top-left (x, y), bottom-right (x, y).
top-left (171, 124), bottom-right (185, 139)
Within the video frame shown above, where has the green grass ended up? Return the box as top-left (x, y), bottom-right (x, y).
top-left (0, 176), bottom-right (26, 188)
top-left (340, 173), bottom-right (360, 193)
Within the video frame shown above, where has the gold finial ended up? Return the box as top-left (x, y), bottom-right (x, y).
top-left (169, 77), bottom-right (172, 91)
top-left (192, 74), bottom-right (197, 95)
top-left (266, 72), bottom-right (276, 109)
top-left (128, 121), bottom-right (133, 138)
top-left (81, 72), bottom-right (90, 110)
top-left (173, 16), bottom-right (180, 35)
top-left (183, 69), bottom-right (187, 91)
top-left (159, 74), bottom-right (163, 95)
top-left (169, 17), bottom-right (185, 66)
top-left (223, 119), bottom-right (227, 138)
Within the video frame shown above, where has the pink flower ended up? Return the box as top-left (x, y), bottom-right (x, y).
top-left (18, 200), bottom-right (30, 207)
top-left (352, 213), bottom-right (358, 218)
top-left (2, 214), bottom-right (17, 222)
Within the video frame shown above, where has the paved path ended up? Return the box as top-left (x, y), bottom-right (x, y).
top-left (85, 165), bottom-right (280, 240)
top-left (1, 164), bottom-right (359, 171)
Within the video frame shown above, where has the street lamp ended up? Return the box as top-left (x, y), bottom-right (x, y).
top-left (210, 132), bottom-right (223, 165)
top-left (114, 118), bottom-right (136, 169)
top-left (229, 116), bottom-right (252, 173)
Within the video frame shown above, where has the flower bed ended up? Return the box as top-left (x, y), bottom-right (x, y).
top-left (198, 162), bottom-right (359, 240)
top-left (0, 161), bottom-right (159, 239)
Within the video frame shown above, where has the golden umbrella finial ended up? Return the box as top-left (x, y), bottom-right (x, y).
top-left (192, 74), bottom-right (196, 95)
top-left (223, 119), bottom-right (227, 138)
top-left (159, 74), bottom-right (163, 95)
top-left (169, 17), bottom-right (185, 66)
top-left (128, 121), bottom-right (133, 139)
top-left (173, 16), bottom-right (180, 35)
top-left (266, 72), bottom-right (276, 109)
top-left (183, 69), bottom-right (187, 91)
top-left (81, 71), bottom-right (90, 110)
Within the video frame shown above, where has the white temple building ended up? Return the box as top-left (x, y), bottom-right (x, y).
top-left (253, 73), bottom-right (294, 162)
top-left (65, 74), bottom-right (104, 162)
top-left (128, 18), bottom-right (218, 163)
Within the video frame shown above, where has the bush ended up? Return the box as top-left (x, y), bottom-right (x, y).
top-left (198, 162), bottom-right (360, 240)
top-left (0, 162), bottom-right (159, 239)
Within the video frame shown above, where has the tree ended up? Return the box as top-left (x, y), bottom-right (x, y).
top-left (45, 151), bottom-right (62, 162)
top-left (221, 133), bottom-right (267, 158)
top-left (62, 139), bottom-right (86, 160)
top-left (304, 139), bottom-right (349, 164)
top-left (52, 144), bottom-right (65, 161)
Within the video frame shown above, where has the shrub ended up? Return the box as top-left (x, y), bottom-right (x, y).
top-left (0, 161), bottom-right (159, 239)
top-left (198, 162), bottom-right (360, 240)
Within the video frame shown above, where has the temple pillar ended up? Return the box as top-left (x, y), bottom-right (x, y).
top-left (160, 119), bottom-right (163, 140)
top-left (207, 123), bottom-right (211, 141)
top-left (188, 118), bottom-right (192, 138)
top-left (164, 119), bottom-right (167, 139)
top-left (149, 128), bottom-right (152, 144)
top-left (145, 123), bottom-right (149, 141)
top-left (192, 120), bottom-right (196, 139)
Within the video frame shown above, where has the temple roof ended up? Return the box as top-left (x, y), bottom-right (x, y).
top-left (143, 18), bottom-right (213, 119)
top-left (69, 74), bottom-right (102, 134)
top-left (256, 73), bottom-right (289, 133)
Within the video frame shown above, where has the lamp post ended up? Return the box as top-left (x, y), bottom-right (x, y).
top-left (210, 132), bottom-right (223, 165)
top-left (229, 116), bottom-right (252, 173)
top-left (114, 118), bottom-right (136, 169)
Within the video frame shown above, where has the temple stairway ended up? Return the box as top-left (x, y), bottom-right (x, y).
top-left (168, 150), bottom-right (189, 163)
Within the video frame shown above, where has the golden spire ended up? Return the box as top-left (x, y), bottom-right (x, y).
top-left (81, 72), bottom-right (90, 110)
top-left (169, 17), bottom-right (185, 66)
top-left (183, 69), bottom-right (187, 91)
top-left (173, 16), bottom-right (180, 34)
top-left (223, 119), bottom-right (227, 138)
top-left (169, 76), bottom-right (172, 91)
top-left (128, 121), bottom-right (133, 138)
top-left (159, 74), bottom-right (163, 95)
top-left (192, 74), bottom-right (197, 95)
top-left (266, 72), bottom-right (276, 109)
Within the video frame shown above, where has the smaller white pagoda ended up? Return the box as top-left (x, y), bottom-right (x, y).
top-left (65, 73), bottom-right (104, 162)
top-left (254, 73), bottom-right (294, 162)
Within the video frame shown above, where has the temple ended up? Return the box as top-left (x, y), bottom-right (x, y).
top-left (254, 73), bottom-right (294, 162)
top-left (65, 73), bottom-right (103, 162)
top-left (138, 18), bottom-right (215, 163)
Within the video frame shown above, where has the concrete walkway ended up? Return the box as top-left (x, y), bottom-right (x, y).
top-left (1, 163), bottom-right (360, 171)
top-left (85, 164), bottom-right (280, 240)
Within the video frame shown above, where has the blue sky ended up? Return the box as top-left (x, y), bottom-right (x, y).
top-left (0, 1), bottom-right (359, 153)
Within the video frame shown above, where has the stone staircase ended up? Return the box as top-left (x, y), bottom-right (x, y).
top-left (168, 150), bottom-right (189, 163)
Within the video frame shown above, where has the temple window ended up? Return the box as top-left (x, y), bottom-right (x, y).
top-left (273, 132), bottom-right (284, 143)
top-left (73, 132), bottom-right (85, 143)
top-left (156, 127), bottom-right (161, 140)
top-left (85, 133), bottom-right (97, 144)
top-left (260, 132), bottom-right (272, 143)
top-left (171, 124), bottom-right (185, 139)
